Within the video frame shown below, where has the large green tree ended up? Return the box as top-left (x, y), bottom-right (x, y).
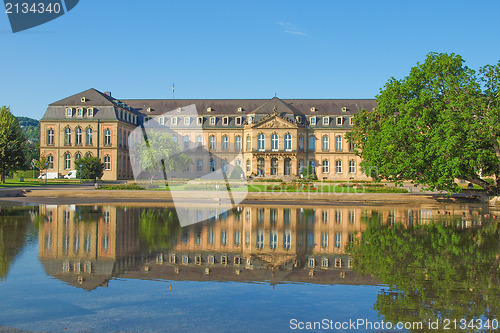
top-left (76, 156), bottom-right (104, 180)
top-left (348, 53), bottom-right (500, 194)
top-left (0, 106), bottom-right (27, 183)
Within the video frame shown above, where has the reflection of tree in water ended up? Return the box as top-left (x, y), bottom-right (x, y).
top-left (0, 207), bottom-right (36, 279)
top-left (347, 211), bottom-right (499, 331)
top-left (74, 205), bottom-right (103, 223)
top-left (139, 208), bottom-right (180, 252)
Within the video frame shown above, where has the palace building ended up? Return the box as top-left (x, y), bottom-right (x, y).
top-left (40, 88), bottom-right (377, 181)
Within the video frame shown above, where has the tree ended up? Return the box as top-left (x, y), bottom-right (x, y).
top-left (76, 156), bottom-right (104, 180)
top-left (136, 131), bottom-right (191, 183)
top-left (0, 106), bottom-right (27, 183)
top-left (347, 53), bottom-right (500, 194)
top-left (301, 165), bottom-right (317, 180)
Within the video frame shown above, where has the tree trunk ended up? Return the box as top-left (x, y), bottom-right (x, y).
top-left (1, 172), bottom-right (5, 184)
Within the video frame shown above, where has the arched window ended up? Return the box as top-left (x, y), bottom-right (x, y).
top-left (183, 135), bottom-right (190, 150)
top-left (336, 160), bottom-right (343, 173)
top-left (336, 136), bottom-right (342, 151)
top-left (284, 158), bottom-right (291, 175)
top-left (322, 160), bottom-right (329, 173)
top-left (246, 135), bottom-right (251, 151)
top-left (75, 152), bottom-right (82, 164)
top-left (322, 135), bottom-right (329, 151)
top-left (210, 158), bottom-right (216, 172)
top-left (222, 135), bottom-right (229, 150)
top-left (284, 134), bottom-right (292, 151)
top-left (196, 135), bottom-right (203, 149)
top-left (75, 127), bottom-right (82, 145)
top-left (209, 135), bottom-right (216, 150)
top-left (64, 152), bottom-right (71, 170)
top-left (235, 135), bottom-right (241, 151)
top-left (104, 155), bottom-right (111, 170)
top-left (86, 127), bottom-right (93, 145)
top-left (271, 158), bottom-right (278, 175)
top-left (47, 155), bottom-right (54, 169)
top-left (257, 134), bottom-right (265, 151)
top-left (246, 159), bottom-right (251, 172)
top-left (271, 134), bottom-right (279, 151)
top-left (299, 135), bottom-right (304, 150)
top-left (118, 130), bottom-right (122, 147)
top-left (349, 160), bottom-right (356, 173)
top-left (64, 127), bottom-right (71, 145)
top-left (308, 136), bottom-right (316, 151)
top-left (257, 158), bottom-right (265, 176)
top-left (46, 128), bottom-right (54, 145)
top-left (104, 129), bottom-right (111, 146)
top-left (85, 152), bottom-right (92, 158)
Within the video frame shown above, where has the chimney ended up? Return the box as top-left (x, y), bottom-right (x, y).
top-left (104, 91), bottom-right (112, 97)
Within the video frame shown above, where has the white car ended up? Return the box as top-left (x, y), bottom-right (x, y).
top-left (64, 170), bottom-right (77, 179)
top-left (38, 172), bottom-right (61, 179)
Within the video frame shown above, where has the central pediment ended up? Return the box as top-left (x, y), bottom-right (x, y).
top-left (252, 114), bottom-right (297, 129)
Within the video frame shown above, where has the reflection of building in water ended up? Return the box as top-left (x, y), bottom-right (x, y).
top-left (38, 204), bottom-right (490, 290)
top-left (38, 205), bottom-right (140, 290)
top-left (129, 206), bottom-right (370, 285)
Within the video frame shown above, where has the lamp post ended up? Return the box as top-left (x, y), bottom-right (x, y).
top-left (79, 164), bottom-right (82, 184)
top-left (44, 162), bottom-right (48, 184)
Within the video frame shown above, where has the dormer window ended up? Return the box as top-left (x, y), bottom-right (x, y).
top-left (237, 107), bottom-right (243, 112)
top-left (207, 107), bottom-right (212, 112)
top-left (342, 107), bottom-right (347, 112)
top-left (87, 108), bottom-right (94, 117)
top-left (172, 117), bottom-right (178, 125)
top-left (235, 117), bottom-right (242, 125)
top-left (310, 107), bottom-right (316, 112)
top-left (184, 117), bottom-right (190, 125)
top-left (147, 107), bottom-right (152, 112)
top-left (159, 117), bottom-right (165, 125)
top-left (76, 108), bottom-right (83, 117)
top-left (296, 116), bottom-right (302, 124)
top-left (222, 117), bottom-right (229, 125)
top-left (323, 117), bottom-right (329, 125)
top-left (210, 116), bottom-right (216, 125)
top-left (81, 97), bottom-right (87, 103)
top-left (336, 117), bottom-right (343, 125)
top-left (349, 117), bottom-right (354, 126)
top-left (197, 116), bottom-right (203, 125)
top-left (177, 107), bottom-right (182, 112)
top-left (66, 108), bottom-right (73, 117)
top-left (310, 117), bottom-right (316, 125)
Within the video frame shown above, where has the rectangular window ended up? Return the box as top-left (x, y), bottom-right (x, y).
top-left (197, 116), bottom-right (203, 125)
top-left (210, 117), bottom-right (216, 125)
top-left (77, 108), bottom-right (83, 117)
top-left (321, 233), bottom-right (328, 247)
top-left (310, 117), bottom-right (316, 125)
top-left (336, 117), bottom-right (343, 125)
top-left (87, 108), bottom-right (94, 117)
top-left (222, 117), bottom-right (229, 125)
top-left (322, 160), bottom-right (329, 173)
top-left (66, 108), bottom-right (72, 117)
top-left (235, 117), bottom-right (242, 125)
top-left (335, 232), bottom-right (342, 248)
top-left (172, 117), bottom-right (178, 125)
top-left (184, 117), bottom-right (190, 125)
top-left (323, 117), bottom-right (329, 125)
top-left (349, 117), bottom-right (354, 125)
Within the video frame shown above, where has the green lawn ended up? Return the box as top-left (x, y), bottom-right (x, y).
top-left (0, 179), bottom-right (81, 188)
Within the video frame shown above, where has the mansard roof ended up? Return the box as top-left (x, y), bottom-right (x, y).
top-left (41, 88), bottom-right (377, 122)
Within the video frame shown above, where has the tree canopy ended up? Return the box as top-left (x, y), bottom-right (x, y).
top-left (0, 106), bottom-right (27, 182)
top-left (76, 156), bottom-right (104, 180)
top-left (347, 53), bottom-right (500, 194)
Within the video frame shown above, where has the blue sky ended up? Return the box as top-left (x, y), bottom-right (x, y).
top-left (1, 0), bottom-right (500, 119)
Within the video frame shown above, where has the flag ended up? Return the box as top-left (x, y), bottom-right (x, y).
top-left (172, 83), bottom-right (174, 93)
